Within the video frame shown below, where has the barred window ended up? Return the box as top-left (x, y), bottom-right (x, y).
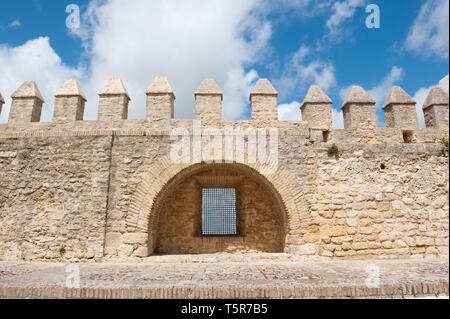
top-left (202, 188), bottom-right (237, 235)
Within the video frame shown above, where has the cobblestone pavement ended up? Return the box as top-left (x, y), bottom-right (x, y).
top-left (0, 254), bottom-right (448, 299)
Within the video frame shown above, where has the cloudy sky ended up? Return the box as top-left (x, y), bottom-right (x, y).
top-left (0, 0), bottom-right (448, 128)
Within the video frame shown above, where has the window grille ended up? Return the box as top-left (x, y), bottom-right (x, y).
top-left (202, 188), bottom-right (237, 235)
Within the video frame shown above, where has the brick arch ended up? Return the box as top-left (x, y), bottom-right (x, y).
top-left (126, 154), bottom-right (305, 256)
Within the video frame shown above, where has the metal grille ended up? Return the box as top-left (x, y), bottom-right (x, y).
top-left (202, 188), bottom-right (237, 235)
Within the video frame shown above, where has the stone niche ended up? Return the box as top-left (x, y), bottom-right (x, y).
top-left (155, 166), bottom-right (284, 254)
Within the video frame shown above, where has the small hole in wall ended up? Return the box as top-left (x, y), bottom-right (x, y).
top-left (380, 163), bottom-right (386, 170)
top-left (402, 131), bottom-right (414, 143)
top-left (322, 131), bottom-right (330, 143)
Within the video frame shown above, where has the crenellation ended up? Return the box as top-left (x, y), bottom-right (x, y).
top-left (382, 86), bottom-right (418, 129)
top-left (423, 87), bottom-right (449, 130)
top-left (0, 77), bottom-right (448, 144)
top-left (0, 76), bottom-right (448, 262)
top-left (250, 79), bottom-right (278, 121)
top-left (98, 78), bottom-right (130, 122)
top-left (8, 81), bottom-right (44, 125)
top-left (53, 79), bottom-right (87, 123)
top-left (195, 78), bottom-right (223, 121)
top-left (146, 77), bottom-right (175, 120)
top-left (341, 86), bottom-right (377, 130)
top-left (300, 85), bottom-right (332, 131)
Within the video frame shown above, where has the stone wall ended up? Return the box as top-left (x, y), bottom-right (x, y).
top-left (0, 130), bottom-right (447, 261)
top-left (0, 136), bottom-right (112, 261)
top-left (156, 175), bottom-right (283, 254)
top-left (0, 77), bottom-right (448, 262)
top-left (309, 143), bottom-right (449, 259)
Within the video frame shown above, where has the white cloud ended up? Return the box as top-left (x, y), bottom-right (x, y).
top-left (277, 45), bottom-right (336, 97)
top-left (267, 0), bottom-right (331, 17)
top-left (439, 74), bottom-right (450, 93)
top-left (77, 0), bottom-right (274, 120)
top-left (340, 66), bottom-right (404, 110)
top-left (1, 0), bottom-right (275, 122)
top-left (413, 74), bottom-right (449, 127)
top-left (0, 37), bottom-right (84, 123)
top-left (278, 101), bottom-right (301, 120)
top-left (300, 62), bottom-right (336, 90)
top-left (9, 20), bottom-right (21, 28)
top-left (405, 0), bottom-right (449, 59)
top-left (337, 66), bottom-right (403, 127)
top-left (368, 66), bottom-right (404, 110)
top-left (1, 0), bottom-right (344, 123)
top-left (326, 0), bottom-right (366, 36)
top-left (338, 70), bottom-right (447, 129)
top-left (339, 85), bottom-right (352, 103)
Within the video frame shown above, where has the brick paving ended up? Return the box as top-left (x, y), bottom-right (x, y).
top-left (0, 254), bottom-right (448, 299)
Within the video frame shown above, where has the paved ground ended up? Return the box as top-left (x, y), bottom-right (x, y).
top-left (0, 254), bottom-right (448, 299)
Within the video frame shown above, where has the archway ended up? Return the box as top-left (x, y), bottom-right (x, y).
top-left (154, 163), bottom-right (287, 254)
top-left (123, 155), bottom-right (307, 257)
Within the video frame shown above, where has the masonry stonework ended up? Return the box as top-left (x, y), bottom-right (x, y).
top-left (156, 174), bottom-right (283, 254)
top-left (0, 77), bottom-right (448, 262)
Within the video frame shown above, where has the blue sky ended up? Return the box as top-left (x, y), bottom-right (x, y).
top-left (0, 0), bottom-right (448, 127)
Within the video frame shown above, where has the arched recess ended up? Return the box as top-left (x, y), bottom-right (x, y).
top-left (124, 155), bottom-right (306, 256)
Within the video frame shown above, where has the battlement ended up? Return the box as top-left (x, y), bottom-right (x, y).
top-left (0, 77), bottom-right (448, 144)
top-left (1, 77), bottom-right (449, 262)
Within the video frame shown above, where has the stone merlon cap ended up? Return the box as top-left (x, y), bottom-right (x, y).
top-left (11, 81), bottom-right (45, 103)
top-left (195, 78), bottom-right (223, 100)
top-left (0, 92), bottom-right (4, 104)
top-left (146, 77), bottom-right (175, 99)
top-left (249, 79), bottom-right (278, 101)
top-left (300, 85), bottom-right (332, 110)
top-left (423, 87), bottom-right (449, 109)
top-left (99, 77), bottom-right (130, 100)
top-left (54, 79), bottom-right (87, 101)
top-left (341, 86), bottom-right (375, 110)
top-left (382, 86), bottom-right (415, 110)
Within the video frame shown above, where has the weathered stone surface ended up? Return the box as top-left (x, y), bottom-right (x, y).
top-left (250, 79), bottom-right (278, 97)
top-left (423, 87), bottom-right (449, 129)
top-left (146, 77), bottom-right (175, 120)
top-left (0, 77), bottom-right (448, 262)
top-left (195, 78), bottom-right (223, 97)
top-left (383, 86), bottom-right (418, 129)
top-left (291, 244), bottom-right (316, 255)
top-left (98, 78), bottom-right (130, 121)
top-left (0, 258), bottom-right (448, 299)
top-left (99, 78), bottom-right (130, 99)
top-left (53, 79), bottom-right (86, 122)
top-left (301, 85), bottom-right (332, 105)
top-left (156, 173), bottom-right (283, 254)
top-left (250, 79), bottom-right (278, 121)
top-left (123, 233), bottom-right (148, 245)
top-left (300, 85), bottom-right (332, 130)
top-left (146, 77), bottom-right (175, 96)
top-left (423, 87), bottom-right (449, 109)
top-left (11, 81), bottom-right (44, 102)
top-left (0, 136), bottom-right (112, 261)
top-left (342, 86), bottom-right (376, 107)
top-left (352, 242), bottom-right (368, 250)
top-left (195, 79), bottom-right (223, 121)
top-left (341, 86), bottom-right (377, 129)
top-left (8, 81), bottom-right (44, 124)
top-left (54, 79), bottom-right (87, 101)
top-left (383, 86), bottom-right (415, 109)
